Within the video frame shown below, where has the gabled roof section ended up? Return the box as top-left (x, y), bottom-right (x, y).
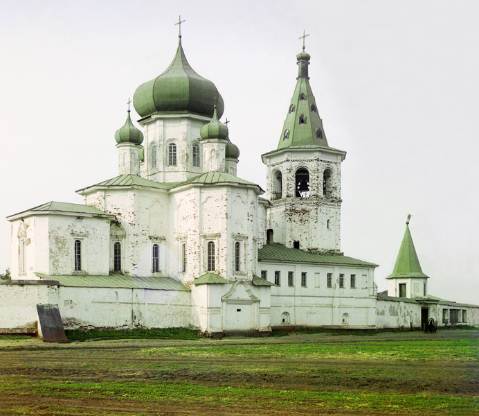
top-left (388, 216), bottom-right (429, 279)
top-left (7, 201), bottom-right (114, 221)
top-left (76, 174), bottom-right (179, 195)
top-left (258, 243), bottom-right (377, 268)
top-left (172, 172), bottom-right (264, 194)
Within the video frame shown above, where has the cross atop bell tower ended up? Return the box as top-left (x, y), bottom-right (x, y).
top-left (175, 15), bottom-right (186, 40)
top-left (299, 30), bottom-right (310, 52)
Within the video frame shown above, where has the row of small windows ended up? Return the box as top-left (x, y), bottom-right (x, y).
top-left (442, 308), bottom-right (467, 324)
top-left (261, 270), bottom-right (357, 289)
top-left (283, 127), bottom-right (323, 140)
top-left (150, 143), bottom-right (201, 169)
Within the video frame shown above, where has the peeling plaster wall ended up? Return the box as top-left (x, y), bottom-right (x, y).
top-left (264, 149), bottom-right (343, 252)
top-left (259, 261), bottom-right (377, 327)
top-left (141, 117), bottom-right (206, 182)
top-left (376, 300), bottom-right (421, 328)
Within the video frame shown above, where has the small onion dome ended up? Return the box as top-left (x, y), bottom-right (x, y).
top-left (115, 111), bottom-right (144, 145)
top-left (200, 106), bottom-right (228, 140)
top-left (225, 140), bottom-right (240, 159)
top-left (133, 41), bottom-right (224, 119)
top-left (296, 51), bottom-right (311, 61)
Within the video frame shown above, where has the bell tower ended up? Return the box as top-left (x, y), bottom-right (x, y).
top-left (262, 38), bottom-right (346, 253)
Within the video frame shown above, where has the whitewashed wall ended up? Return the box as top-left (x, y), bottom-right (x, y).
top-left (259, 261), bottom-right (377, 327)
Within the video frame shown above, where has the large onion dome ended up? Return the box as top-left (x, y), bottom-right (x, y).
top-left (225, 140), bottom-right (240, 159)
top-left (114, 110), bottom-right (144, 145)
top-left (200, 106), bottom-right (228, 140)
top-left (133, 40), bottom-right (224, 119)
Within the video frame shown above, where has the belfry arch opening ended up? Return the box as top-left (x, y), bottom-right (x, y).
top-left (323, 168), bottom-right (332, 197)
top-left (272, 170), bottom-right (282, 200)
top-left (295, 168), bottom-right (310, 198)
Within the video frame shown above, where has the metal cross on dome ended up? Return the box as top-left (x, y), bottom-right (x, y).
top-left (299, 30), bottom-right (310, 52)
top-left (175, 15), bottom-right (186, 39)
top-left (127, 98), bottom-right (132, 112)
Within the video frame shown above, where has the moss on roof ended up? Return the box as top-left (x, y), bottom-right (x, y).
top-left (258, 243), bottom-right (377, 268)
top-left (7, 201), bottom-right (113, 220)
top-left (194, 273), bottom-right (229, 286)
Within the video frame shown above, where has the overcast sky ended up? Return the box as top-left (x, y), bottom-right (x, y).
top-left (1, 0), bottom-right (478, 303)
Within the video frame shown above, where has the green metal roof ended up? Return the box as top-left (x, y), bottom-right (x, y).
top-left (388, 218), bottom-right (429, 279)
top-left (258, 243), bottom-right (377, 268)
top-left (7, 201), bottom-right (113, 220)
top-left (183, 172), bottom-right (258, 188)
top-left (277, 50), bottom-right (328, 150)
top-left (35, 273), bottom-right (189, 291)
top-left (133, 40), bottom-right (223, 119)
top-left (200, 106), bottom-right (228, 140)
top-left (252, 275), bottom-right (274, 287)
top-left (115, 110), bottom-right (144, 145)
top-left (77, 174), bottom-right (179, 194)
top-left (194, 273), bottom-right (229, 286)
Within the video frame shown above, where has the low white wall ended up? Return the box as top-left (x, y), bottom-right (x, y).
top-left (376, 299), bottom-right (421, 329)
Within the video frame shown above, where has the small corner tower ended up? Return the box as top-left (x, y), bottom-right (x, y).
top-left (115, 100), bottom-right (144, 175)
top-left (387, 215), bottom-right (429, 298)
top-left (261, 33), bottom-right (346, 253)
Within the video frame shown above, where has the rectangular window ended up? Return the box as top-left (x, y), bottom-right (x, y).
top-left (192, 144), bottom-right (200, 167)
top-left (274, 271), bottom-right (281, 286)
top-left (301, 272), bottom-right (307, 287)
top-left (350, 274), bottom-right (356, 289)
top-left (152, 244), bottom-right (160, 273)
top-left (339, 274), bottom-right (344, 288)
top-left (327, 273), bottom-right (332, 288)
top-left (74, 240), bottom-right (82, 272)
top-left (168, 143), bottom-right (177, 166)
top-left (288, 271), bottom-right (294, 287)
top-left (181, 243), bottom-right (186, 272)
top-left (113, 242), bottom-right (121, 273)
top-left (314, 272), bottom-right (321, 288)
top-left (234, 242), bottom-right (241, 272)
top-left (399, 283), bottom-right (407, 298)
top-left (442, 309), bottom-right (448, 324)
top-left (261, 270), bottom-right (267, 280)
top-left (462, 310), bottom-right (467, 323)
top-left (207, 241), bottom-right (215, 271)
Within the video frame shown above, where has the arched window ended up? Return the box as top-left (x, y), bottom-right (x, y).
top-left (311, 103), bottom-right (317, 112)
top-left (113, 242), bottom-right (121, 272)
top-left (326, 219), bottom-right (330, 230)
top-left (152, 244), bottom-right (160, 273)
top-left (316, 128), bottom-right (323, 139)
top-left (234, 242), bottom-right (241, 272)
top-left (281, 311), bottom-right (290, 324)
top-left (299, 114), bottom-right (307, 124)
top-left (272, 170), bottom-right (282, 200)
top-left (74, 240), bottom-right (82, 272)
top-left (168, 143), bottom-right (177, 166)
top-left (283, 129), bottom-right (290, 140)
top-left (192, 143), bottom-right (200, 167)
top-left (288, 104), bottom-right (295, 113)
top-left (181, 243), bottom-right (187, 273)
top-left (295, 168), bottom-right (310, 198)
top-left (266, 229), bottom-right (274, 244)
top-left (299, 92), bottom-right (306, 100)
top-left (151, 144), bottom-right (157, 169)
top-left (323, 168), bottom-right (332, 197)
top-left (207, 241), bottom-right (215, 271)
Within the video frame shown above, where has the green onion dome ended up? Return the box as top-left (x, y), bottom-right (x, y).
top-left (225, 140), bottom-right (240, 159)
top-left (114, 110), bottom-right (144, 145)
top-left (200, 106), bottom-right (228, 140)
top-left (133, 41), bottom-right (224, 119)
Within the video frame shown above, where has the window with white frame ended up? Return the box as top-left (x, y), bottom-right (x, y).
top-left (274, 271), bottom-right (281, 286)
top-left (288, 271), bottom-right (294, 287)
top-left (74, 240), bottom-right (82, 272)
top-left (339, 274), bottom-right (344, 288)
top-left (301, 272), bottom-right (307, 287)
top-left (350, 274), bottom-right (356, 289)
top-left (327, 273), bottom-right (332, 288)
top-left (113, 242), bottom-right (121, 272)
top-left (192, 143), bottom-right (200, 167)
top-left (152, 244), bottom-right (160, 273)
top-left (207, 241), bottom-right (215, 271)
top-left (168, 143), bottom-right (177, 166)
top-left (234, 241), bottom-right (241, 272)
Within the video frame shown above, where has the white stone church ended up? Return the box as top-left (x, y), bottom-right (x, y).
top-left (1, 33), bottom-right (477, 336)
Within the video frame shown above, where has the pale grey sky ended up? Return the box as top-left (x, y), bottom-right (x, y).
top-left (1, 0), bottom-right (478, 303)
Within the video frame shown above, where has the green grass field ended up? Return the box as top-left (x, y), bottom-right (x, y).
top-left (0, 329), bottom-right (477, 415)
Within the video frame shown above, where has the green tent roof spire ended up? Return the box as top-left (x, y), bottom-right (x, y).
top-left (277, 46), bottom-right (329, 150)
top-left (388, 215), bottom-right (429, 279)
